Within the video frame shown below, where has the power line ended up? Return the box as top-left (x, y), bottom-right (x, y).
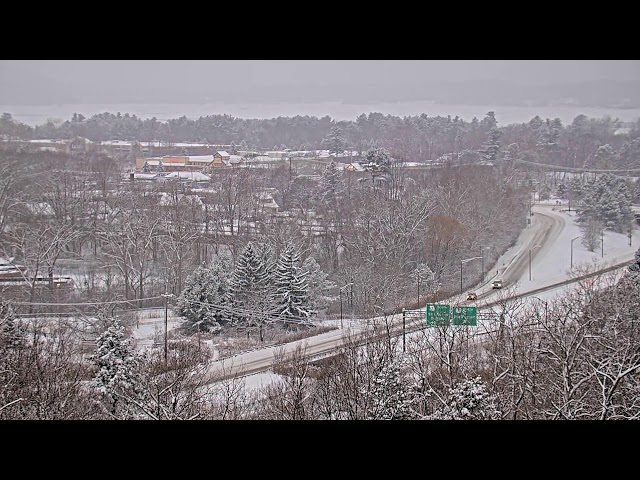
top-left (177, 297), bottom-right (318, 327)
top-left (8, 295), bottom-right (166, 307)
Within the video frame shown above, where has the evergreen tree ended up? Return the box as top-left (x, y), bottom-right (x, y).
top-left (0, 300), bottom-right (25, 350)
top-left (176, 256), bottom-right (233, 333)
top-left (142, 160), bottom-right (150, 173)
top-left (628, 247), bottom-right (640, 275)
top-left (91, 315), bottom-right (145, 418)
top-left (480, 111), bottom-right (498, 131)
top-left (273, 245), bottom-right (312, 322)
top-left (366, 357), bottom-right (417, 420)
top-left (156, 159), bottom-right (165, 173)
top-left (619, 138), bottom-right (640, 169)
top-left (480, 127), bottom-right (501, 163)
top-left (594, 144), bottom-right (617, 169)
top-left (228, 242), bottom-right (274, 327)
top-left (317, 160), bottom-right (342, 205)
top-left (556, 183), bottom-right (567, 198)
top-left (302, 256), bottom-right (335, 311)
top-left (577, 174), bottom-right (634, 232)
top-left (362, 147), bottom-right (392, 186)
top-left (254, 241), bottom-right (276, 282)
top-left (326, 125), bottom-right (345, 155)
top-left (427, 376), bottom-right (501, 420)
top-left (502, 143), bottom-right (520, 163)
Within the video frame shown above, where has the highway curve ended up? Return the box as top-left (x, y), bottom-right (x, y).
top-left (499, 207), bottom-right (565, 289)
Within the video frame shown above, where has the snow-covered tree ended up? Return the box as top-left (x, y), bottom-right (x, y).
top-left (577, 173), bottom-right (634, 232)
top-left (228, 242), bottom-right (275, 327)
top-left (176, 255), bottom-right (233, 334)
top-left (254, 241), bottom-right (276, 281)
top-left (410, 263), bottom-right (435, 305)
top-left (142, 160), bottom-right (151, 173)
top-left (0, 300), bottom-right (25, 350)
top-left (363, 147), bottom-right (391, 174)
top-left (273, 245), bottom-right (312, 322)
top-left (593, 144), bottom-right (618, 169)
top-left (480, 111), bottom-right (498, 131)
top-left (91, 315), bottom-right (145, 418)
top-left (317, 160), bottom-right (342, 205)
top-left (502, 143), bottom-right (520, 163)
top-left (427, 376), bottom-right (501, 420)
top-left (362, 147), bottom-right (392, 190)
top-left (326, 126), bottom-right (345, 155)
top-left (628, 247), bottom-right (640, 275)
top-left (619, 138), bottom-right (640, 169)
top-left (156, 159), bottom-right (165, 173)
top-left (480, 127), bottom-right (501, 163)
top-left (366, 357), bottom-right (417, 420)
top-left (302, 256), bottom-right (335, 311)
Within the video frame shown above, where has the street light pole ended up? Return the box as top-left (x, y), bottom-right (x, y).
top-left (460, 256), bottom-right (483, 295)
top-left (530, 295), bottom-right (548, 323)
top-left (480, 246), bottom-right (490, 282)
top-left (571, 236), bottom-right (580, 270)
top-left (339, 283), bottom-right (353, 329)
top-left (601, 227), bottom-right (612, 258)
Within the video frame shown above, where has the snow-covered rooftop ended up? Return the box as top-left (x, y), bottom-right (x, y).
top-left (188, 155), bottom-right (214, 163)
top-left (164, 171), bottom-right (211, 181)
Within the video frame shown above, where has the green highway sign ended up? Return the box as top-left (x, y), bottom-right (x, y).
top-left (426, 303), bottom-right (450, 326)
top-left (452, 306), bottom-right (477, 326)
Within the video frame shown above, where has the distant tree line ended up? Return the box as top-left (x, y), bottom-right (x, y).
top-left (3, 111), bottom-right (640, 169)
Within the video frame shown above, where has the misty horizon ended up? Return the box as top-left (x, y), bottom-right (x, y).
top-left (1, 60), bottom-right (639, 108)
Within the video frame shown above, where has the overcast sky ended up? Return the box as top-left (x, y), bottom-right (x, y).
top-left (1, 60), bottom-right (639, 107)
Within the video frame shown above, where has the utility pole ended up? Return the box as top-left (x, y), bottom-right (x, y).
top-left (339, 283), bottom-right (353, 329)
top-left (161, 293), bottom-right (173, 367)
top-left (340, 289), bottom-right (343, 329)
top-left (402, 308), bottom-right (406, 353)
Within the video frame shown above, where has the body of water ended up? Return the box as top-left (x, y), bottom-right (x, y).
top-left (2, 101), bottom-right (639, 127)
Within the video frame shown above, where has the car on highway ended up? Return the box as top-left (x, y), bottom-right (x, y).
top-left (466, 292), bottom-right (477, 301)
top-left (492, 279), bottom-right (503, 289)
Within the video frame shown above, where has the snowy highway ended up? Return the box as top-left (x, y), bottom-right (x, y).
top-left (197, 200), bottom-right (640, 384)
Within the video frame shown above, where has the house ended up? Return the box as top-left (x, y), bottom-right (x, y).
top-left (186, 155), bottom-right (215, 169)
top-left (68, 136), bottom-right (91, 154)
top-left (212, 151), bottom-right (231, 167)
